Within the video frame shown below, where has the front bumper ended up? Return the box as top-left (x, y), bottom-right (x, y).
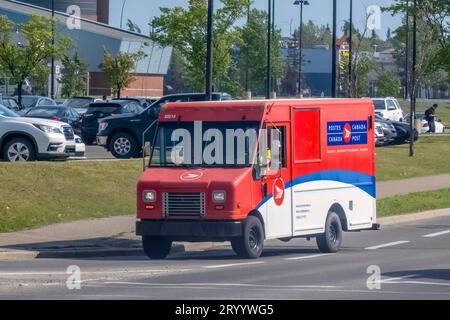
top-left (136, 220), bottom-right (243, 240)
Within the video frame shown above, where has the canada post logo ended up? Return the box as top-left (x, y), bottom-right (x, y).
top-left (327, 121), bottom-right (368, 146)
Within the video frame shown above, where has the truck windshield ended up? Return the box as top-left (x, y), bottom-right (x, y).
top-left (149, 121), bottom-right (260, 168)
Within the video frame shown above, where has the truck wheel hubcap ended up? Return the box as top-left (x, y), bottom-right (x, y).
top-left (248, 226), bottom-right (261, 250)
top-left (7, 143), bottom-right (30, 162)
top-left (114, 138), bottom-right (131, 155)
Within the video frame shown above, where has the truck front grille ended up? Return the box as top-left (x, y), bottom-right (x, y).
top-left (163, 192), bottom-right (205, 217)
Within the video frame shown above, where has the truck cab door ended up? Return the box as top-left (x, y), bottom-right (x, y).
top-left (259, 124), bottom-right (292, 239)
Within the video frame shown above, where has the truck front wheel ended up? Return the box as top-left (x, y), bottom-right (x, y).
top-left (142, 236), bottom-right (172, 259)
top-left (316, 212), bottom-right (343, 253)
top-left (231, 216), bottom-right (264, 259)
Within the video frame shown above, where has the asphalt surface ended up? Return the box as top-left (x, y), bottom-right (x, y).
top-left (0, 216), bottom-right (448, 300)
top-left (85, 146), bottom-right (114, 159)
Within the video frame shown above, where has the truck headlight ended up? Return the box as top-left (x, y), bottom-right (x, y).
top-left (143, 190), bottom-right (157, 203)
top-left (212, 191), bottom-right (226, 203)
top-left (34, 124), bottom-right (62, 134)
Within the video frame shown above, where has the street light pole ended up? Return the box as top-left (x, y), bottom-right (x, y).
top-left (205, 0), bottom-right (214, 101)
top-left (266, 0), bottom-right (272, 99)
top-left (405, 0), bottom-right (409, 100)
top-left (331, 0), bottom-right (337, 97)
top-left (409, 0), bottom-right (417, 157)
top-left (348, 0), bottom-right (353, 97)
top-left (50, 0), bottom-right (55, 99)
top-left (294, 0), bottom-right (309, 98)
top-left (120, 0), bottom-right (128, 29)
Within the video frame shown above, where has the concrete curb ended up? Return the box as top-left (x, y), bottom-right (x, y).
top-left (1, 209), bottom-right (449, 261)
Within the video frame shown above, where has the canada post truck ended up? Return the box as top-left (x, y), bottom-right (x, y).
top-left (136, 99), bottom-right (379, 259)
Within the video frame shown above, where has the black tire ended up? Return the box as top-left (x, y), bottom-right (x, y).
top-left (142, 236), bottom-right (172, 260)
top-left (109, 132), bottom-right (139, 159)
top-left (232, 216), bottom-right (264, 259)
top-left (81, 134), bottom-right (95, 146)
top-left (3, 138), bottom-right (35, 162)
top-left (230, 238), bottom-right (245, 256)
top-left (316, 212), bottom-right (343, 253)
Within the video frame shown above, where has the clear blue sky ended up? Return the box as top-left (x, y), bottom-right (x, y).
top-left (110, 0), bottom-right (402, 39)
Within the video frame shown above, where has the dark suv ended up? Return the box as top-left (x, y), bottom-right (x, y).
top-left (81, 100), bottom-right (144, 145)
top-left (97, 92), bottom-right (232, 159)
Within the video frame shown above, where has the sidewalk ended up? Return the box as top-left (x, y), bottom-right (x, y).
top-left (1, 174), bottom-right (450, 260)
top-left (377, 174), bottom-right (450, 199)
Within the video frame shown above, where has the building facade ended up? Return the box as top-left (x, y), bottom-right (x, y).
top-left (0, 0), bottom-right (171, 98)
top-left (8, 0), bottom-right (109, 23)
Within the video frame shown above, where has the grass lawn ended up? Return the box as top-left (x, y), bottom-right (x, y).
top-left (376, 135), bottom-right (450, 181)
top-left (0, 160), bottom-right (142, 233)
top-left (378, 188), bottom-right (450, 217)
top-left (399, 99), bottom-right (450, 125)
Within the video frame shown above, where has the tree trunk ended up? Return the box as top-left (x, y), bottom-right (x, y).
top-left (117, 84), bottom-right (121, 99)
top-left (17, 81), bottom-right (23, 107)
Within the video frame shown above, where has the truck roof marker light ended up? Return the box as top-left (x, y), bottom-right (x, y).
top-left (145, 204), bottom-right (155, 210)
top-left (215, 205), bottom-right (224, 210)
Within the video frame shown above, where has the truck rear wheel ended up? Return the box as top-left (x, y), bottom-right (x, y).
top-left (232, 216), bottom-right (264, 259)
top-left (110, 132), bottom-right (138, 159)
top-left (316, 212), bottom-right (342, 253)
top-left (142, 236), bottom-right (172, 259)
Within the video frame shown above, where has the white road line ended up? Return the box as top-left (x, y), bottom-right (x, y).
top-left (422, 230), bottom-right (450, 238)
top-left (285, 254), bottom-right (331, 261)
top-left (365, 240), bottom-right (410, 250)
top-left (383, 280), bottom-right (450, 287)
top-left (204, 261), bottom-right (265, 269)
top-left (98, 281), bottom-right (339, 289)
top-left (380, 275), bottom-right (418, 283)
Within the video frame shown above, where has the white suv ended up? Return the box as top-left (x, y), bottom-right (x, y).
top-left (0, 105), bottom-right (76, 162)
top-left (372, 97), bottom-right (405, 122)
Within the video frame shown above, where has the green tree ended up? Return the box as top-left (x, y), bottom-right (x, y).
top-left (99, 48), bottom-right (144, 98)
top-left (377, 71), bottom-right (401, 97)
top-left (150, 0), bottom-right (250, 92)
top-left (59, 53), bottom-right (89, 98)
top-left (295, 20), bottom-right (332, 48)
top-left (0, 15), bottom-right (71, 104)
top-left (239, 8), bottom-right (284, 96)
top-left (386, 0), bottom-right (450, 81)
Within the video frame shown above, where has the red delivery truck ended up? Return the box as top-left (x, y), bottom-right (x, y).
top-left (136, 99), bottom-right (379, 259)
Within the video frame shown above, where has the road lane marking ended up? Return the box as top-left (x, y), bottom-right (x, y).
top-left (365, 241), bottom-right (410, 250)
top-left (203, 261), bottom-right (265, 269)
top-left (285, 254), bottom-right (331, 261)
top-left (97, 281), bottom-right (339, 289)
top-left (380, 275), bottom-right (418, 283)
top-left (422, 230), bottom-right (450, 238)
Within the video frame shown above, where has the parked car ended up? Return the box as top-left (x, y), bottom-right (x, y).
top-left (97, 92), bottom-right (233, 159)
top-left (16, 95), bottom-right (56, 110)
top-left (0, 105), bottom-right (75, 162)
top-left (375, 122), bottom-right (385, 146)
top-left (73, 135), bottom-right (86, 158)
top-left (375, 113), bottom-right (397, 144)
top-left (22, 106), bottom-right (82, 135)
top-left (376, 113), bottom-right (418, 144)
top-left (55, 99), bottom-right (67, 105)
top-left (81, 100), bottom-right (145, 145)
top-left (405, 112), bottom-right (445, 134)
top-left (0, 96), bottom-right (21, 112)
top-left (372, 97), bottom-right (405, 122)
top-left (63, 97), bottom-right (97, 115)
top-left (112, 97), bottom-right (157, 109)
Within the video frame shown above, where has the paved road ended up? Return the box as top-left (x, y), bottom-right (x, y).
top-left (0, 216), bottom-right (448, 300)
top-left (84, 145), bottom-right (114, 159)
